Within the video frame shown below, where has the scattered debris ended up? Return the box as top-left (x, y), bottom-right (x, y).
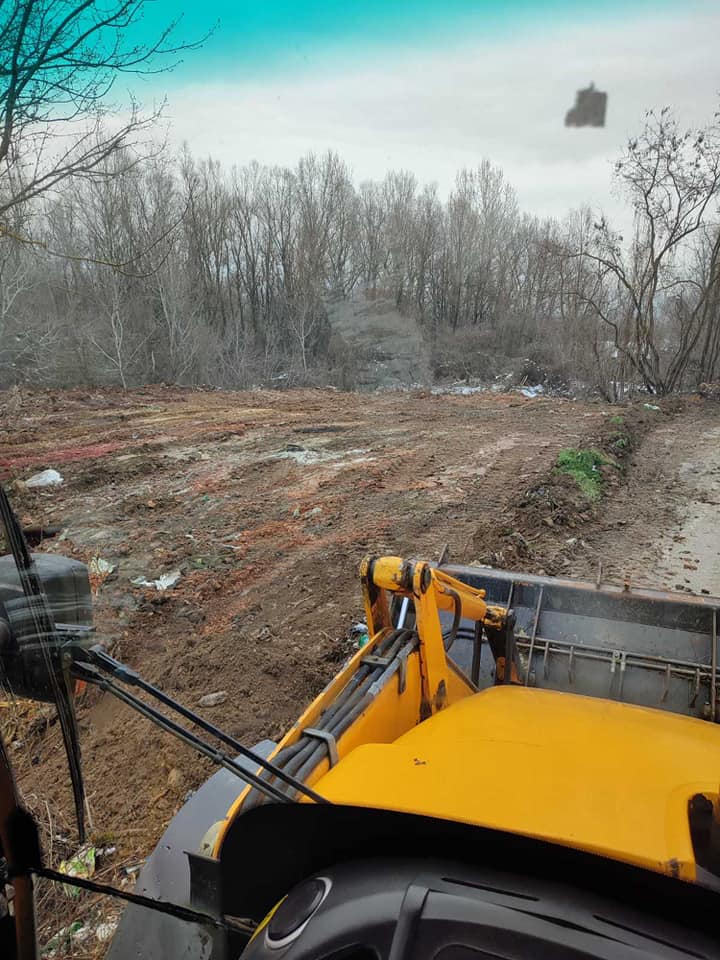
top-left (25, 468), bottom-right (64, 489)
top-left (43, 920), bottom-right (92, 955)
top-left (698, 381), bottom-right (720, 399)
top-left (274, 446), bottom-right (370, 466)
top-left (58, 845), bottom-right (96, 898)
top-left (88, 556), bottom-right (116, 588)
top-left (198, 691), bottom-right (228, 707)
top-left (348, 621), bottom-right (370, 648)
top-left (22, 523), bottom-right (62, 546)
top-left (643, 403), bottom-right (661, 411)
top-left (95, 920), bottom-right (119, 942)
top-left (520, 385), bottom-right (544, 399)
top-left (431, 382), bottom-right (488, 397)
top-left (167, 767), bottom-right (184, 788)
top-left (131, 570), bottom-right (181, 591)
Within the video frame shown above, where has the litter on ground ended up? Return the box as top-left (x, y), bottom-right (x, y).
top-left (25, 468), bottom-right (64, 488)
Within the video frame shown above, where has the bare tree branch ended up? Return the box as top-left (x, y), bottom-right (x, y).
top-left (0, 0), bottom-right (211, 216)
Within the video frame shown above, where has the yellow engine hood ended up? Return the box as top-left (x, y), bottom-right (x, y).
top-left (312, 685), bottom-right (720, 882)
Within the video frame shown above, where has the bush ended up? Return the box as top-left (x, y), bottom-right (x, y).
top-left (555, 448), bottom-right (617, 501)
top-left (431, 329), bottom-right (498, 381)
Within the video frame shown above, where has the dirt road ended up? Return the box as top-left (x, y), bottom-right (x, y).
top-left (569, 404), bottom-right (720, 595)
top-left (0, 385), bottom-right (718, 952)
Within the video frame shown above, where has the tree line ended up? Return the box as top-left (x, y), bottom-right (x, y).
top-left (1, 0), bottom-right (718, 397)
top-left (1, 110), bottom-right (719, 397)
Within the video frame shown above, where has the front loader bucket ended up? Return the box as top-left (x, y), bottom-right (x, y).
top-left (440, 564), bottom-right (720, 722)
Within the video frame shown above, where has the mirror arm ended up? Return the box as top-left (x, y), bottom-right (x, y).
top-left (71, 649), bottom-right (327, 805)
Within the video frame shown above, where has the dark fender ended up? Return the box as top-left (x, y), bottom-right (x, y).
top-left (106, 742), bottom-right (276, 960)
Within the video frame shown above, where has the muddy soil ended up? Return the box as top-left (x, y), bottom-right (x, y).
top-left (576, 402), bottom-right (720, 595)
top-left (0, 385), bottom-right (718, 954)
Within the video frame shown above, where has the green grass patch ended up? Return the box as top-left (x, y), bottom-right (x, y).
top-left (609, 414), bottom-right (624, 425)
top-left (556, 447), bottom-right (616, 501)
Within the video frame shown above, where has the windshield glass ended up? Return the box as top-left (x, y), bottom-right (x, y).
top-left (1, 2), bottom-right (719, 959)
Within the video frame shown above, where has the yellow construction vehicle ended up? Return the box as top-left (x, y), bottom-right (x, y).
top-left (1, 481), bottom-right (720, 959)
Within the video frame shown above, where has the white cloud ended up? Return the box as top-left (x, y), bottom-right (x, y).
top-left (160, 8), bottom-right (720, 223)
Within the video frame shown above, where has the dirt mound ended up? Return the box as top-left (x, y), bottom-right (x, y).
top-left (471, 400), bottom-right (685, 576)
top-left (699, 381), bottom-right (720, 399)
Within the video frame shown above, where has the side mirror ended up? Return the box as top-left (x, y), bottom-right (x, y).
top-left (0, 554), bottom-right (94, 703)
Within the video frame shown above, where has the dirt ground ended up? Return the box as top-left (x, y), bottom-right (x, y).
top-left (0, 385), bottom-right (718, 953)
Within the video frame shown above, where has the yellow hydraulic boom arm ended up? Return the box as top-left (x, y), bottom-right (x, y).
top-left (212, 556), bottom-right (516, 853)
top-left (361, 556), bottom-right (514, 718)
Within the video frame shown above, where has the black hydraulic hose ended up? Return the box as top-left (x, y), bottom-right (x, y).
top-left (293, 636), bottom-right (418, 785)
top-left (504, 612), bottom-right (517, 685)
top-left (268, 660), bottom-right (384, 791)
top-left (273, 630), bottom-right (403, 759)
top-left (442, 625), bottom-right (478, 654)
top-left (294, 634), bottom-right (414, 778)
top-left (242, 659), bottom-right (388, 808)
top-left (325, 633), bottom-right (411, 723)
top-left (442, 588), bottom-right (462, 652)
top-left (325, 640), bottom-right (414, 743)
top-left (471, 620), bottom-right (483, 687)
top-left (288, 632), bottom-right (411, 770)
top-left (315, 632), bottom-right (409, 733)
top-left (283, 630), bottom-right (401, 766)
top-left (267, 657), bottom-right (386, 783)
top-left (243, 630), bottom-right (412, 806)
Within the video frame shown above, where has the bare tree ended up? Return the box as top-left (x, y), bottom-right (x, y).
top-left (2, 105), bottom-right (718, 395)
top-left (382, 170), bottom-right (417, 307)
top-left (696, 225), bottom-right (720, 383)
top-left (0, 198), bottom-right (51, 378)
top-left (574, 107), bottom-right (720, 394)
top-left (355, 180), bottom-right (387, 295)
top-left (42, 149), bottom-right (182, 387)
top-left (0, 0), bottom-right (206, 220)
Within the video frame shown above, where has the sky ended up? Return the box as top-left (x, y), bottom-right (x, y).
top-left (129, 0), bottom-right (720, 225)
